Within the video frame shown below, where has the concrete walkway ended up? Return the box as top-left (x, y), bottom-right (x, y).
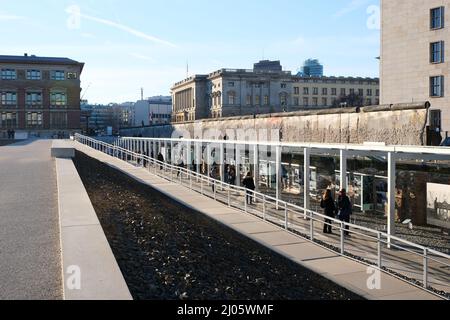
top-left (75, 142), bottom-right (444, 300)
top-left (0, 140), bottom-right (62, 300)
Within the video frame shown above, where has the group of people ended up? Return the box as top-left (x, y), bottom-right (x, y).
top-left (320, 188), bottom-right (352, 236)
top-left (6, 129), bottom-right (15, 140)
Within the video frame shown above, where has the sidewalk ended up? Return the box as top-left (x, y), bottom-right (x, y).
top-left (0, 140), bottom-right (62, 299)
top-left (75, 142), bottom-right (444, 300)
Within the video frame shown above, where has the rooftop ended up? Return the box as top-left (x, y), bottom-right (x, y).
top-left (0, 54), bottom-right (84, 71)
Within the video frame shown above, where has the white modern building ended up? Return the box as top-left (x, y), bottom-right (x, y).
top-left (133, 96), bottom-right (172, 127)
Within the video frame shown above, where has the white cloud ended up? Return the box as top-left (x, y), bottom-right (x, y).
top-left (129, 53), bottom-right (156, 63)
top-left (0, 12), bottom-right (25, 21)
top-left (333, 0), bottom-right (371, 18)
top-left (65, 6), bottom-right (177, 48)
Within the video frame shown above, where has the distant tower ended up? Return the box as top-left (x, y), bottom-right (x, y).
top-left (141, 88), bottom-right (144, 100)
top-left (298, 59), bottom-right (324, 77)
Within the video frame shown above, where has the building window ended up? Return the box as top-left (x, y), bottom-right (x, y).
top-left (340, 88), bottom-right (346, 96)
top-left (322, 98), bottom-right (327, 106)
top-left (52, 70), bottom-right (65, 80)
top-left (303, 97), bottom-right (309, 106)
top-left (264, 95), bottom-right (269, 106)
top-left (26, 92), bottom-right (42, 107)
top-left (51, 92), bottom-right (67, 107)
top-left (26, 70), bottom-right (41, 80)
top-left (26, 112), bottom-right (43, 128)
top-left (228, 92), bottom-right (236, 105)
top-left (349, 89), bottom-right (355, 95)
top-left (430, 110), bottom-right (442, 129)
top-left (280, 94), bottom-right (287, 106)
top-left (294, 97), bottom-right (299, 106)
top-left (1, 92), bottom-right (17, 105)
top-left (366, 98), bottom-right (372, 106)
top-left (430, 76), bottom-right (444, 97)
top-left (1, 69), bottom-right (16, 80)
top-left (303, 87), bottom-right (309, 95)
top-left (255, 95), bottom-right (260, 105)
top-left (367, 89), bottom-right (373, 96)
top-left (376, 89), bottom-right (380, 96)
top-left (50, 112), bottom-right (68, 129)
top-left (294, 87), bottom-right (300, 95)
top-left (228, 82), bottom-right (235, 87)
top-left (246, 95), bottom-right (252, 105)
top-left (358, 89), bottom-right (364, 96)
top-left (67, 72), bottom-right (78, 80)
top-left (281, 83), bottom-right (287, 89)
top-left (313, 87), bottom-right (319, 95)
top-left (322, 88), bottom-right (328, 95)
top-left (430, 41), bottom-right (445, 63)
top-left (0, 112), bottom-right (17, 128)
top-left (312, 97), bottom-right (318, 106)
top-left (431, 7), bottom-right (445, 30)
top-left (331, 88), bottom-right (337, 96)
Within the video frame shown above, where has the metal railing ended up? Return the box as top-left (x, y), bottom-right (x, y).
top-left (75, 134), bottom-right (450, 299)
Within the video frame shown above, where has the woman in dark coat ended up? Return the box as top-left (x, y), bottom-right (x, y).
top-left (337, 189), bottom-right (352, 236)
top-left (320, 189), bottom-right (336, 234)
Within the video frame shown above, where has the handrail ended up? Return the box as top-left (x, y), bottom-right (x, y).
top-left (74, 134), bottom-right (450, 298)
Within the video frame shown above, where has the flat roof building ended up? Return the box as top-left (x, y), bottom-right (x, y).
top-left (0, 54), bottom-right (84, 138)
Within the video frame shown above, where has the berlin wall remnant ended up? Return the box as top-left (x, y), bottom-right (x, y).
top-left (120, 102), bottom-right (430, 146)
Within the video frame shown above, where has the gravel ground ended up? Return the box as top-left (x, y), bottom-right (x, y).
top-left (349, 212), bottom-right (450, 254)
top-left (74, 151), bottom-right (363, 301)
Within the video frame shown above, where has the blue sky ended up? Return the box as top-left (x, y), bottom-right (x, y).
top-left (0, 0), bottom-right (380, 104)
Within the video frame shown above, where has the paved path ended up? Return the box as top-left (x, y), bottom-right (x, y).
top-left (75, 142), bottom-right (444, 300)
top-left (0, 140), bottom-right (62, 300)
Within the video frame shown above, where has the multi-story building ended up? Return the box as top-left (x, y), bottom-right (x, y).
top-left (133, 96), bottom-right (172, 126)
top-left (171, 61), bottom-right (295, 123)
top-left (172, 75), bottom-right (209, 123)
top-left (292, 76), bottom-right (380, 109)
top-left (381, 0), bottom-right (450, 136)
top-left (0, 54), bottom-right (84, 138)
top-left (297, 59), bottom-right (324, 78)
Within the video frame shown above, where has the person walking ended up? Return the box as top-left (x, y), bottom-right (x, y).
top-left (157, 152), bottom-right (164, 170)
top-left (337, 189), bottom-right (352, 236)
top-left (320, 189), bottom-right (336, 234)
top-left (210, 162), bottom-right (220, 193)
top-left (242, 172), bottom-right (256, 205)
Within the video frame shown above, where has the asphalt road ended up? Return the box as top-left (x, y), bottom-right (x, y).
top-left (0, 140), bottom-right (62, 300)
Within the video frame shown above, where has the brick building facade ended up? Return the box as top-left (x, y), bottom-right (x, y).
top-left (0, 54), bottom-right (84, 138)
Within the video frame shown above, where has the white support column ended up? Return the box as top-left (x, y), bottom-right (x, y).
top-left (235, 144), bottom-right (241, 186)
top-left (187, 141), bottom-right (192, 171)
top-left (220, 143), bottom-right (225, 182)
top-left (340, 150), bottom-right (348, 191)
top-left (253, 144), bottom-right (260, 192)
top-left (387, 152), bottom-right (396, 246)
top-left (164, 141), bottom-right (168, 164)
top-left (196, 142), bottom-right (201, 174)
top-left (276, 145), bottom-right (282, 207)
top-left (206, 144), bottom-right (211, 175)
top-left (171, 141), bottom-right (174, 164)
top-left (304, 148), bottom-right (310, 219)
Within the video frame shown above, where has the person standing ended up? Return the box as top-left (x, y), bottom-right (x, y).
top-left (157, 152), bottom-right (164, 170)
top-left (320, 189), bottom-right (336, 234)
top-left (210, 162), bottom-right (220, 193)
top-left (337, 189), bottom-right (352, 236)
top-left (242, 172), bottom-right (256, 205)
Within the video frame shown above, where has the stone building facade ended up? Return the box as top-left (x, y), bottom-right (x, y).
top-left (292, 76), bottom-right (380, 109)
top-left (381, 0), bottom-right (450, 136)
top-left (171, 75), bottom-right (208, 123)
top-left (0, 54), bottom-right (84, 138)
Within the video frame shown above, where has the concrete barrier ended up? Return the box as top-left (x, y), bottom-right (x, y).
top-left (56, 157), bottom-right (132, 300)
top-left (51, 140), bottom-right (75, 159)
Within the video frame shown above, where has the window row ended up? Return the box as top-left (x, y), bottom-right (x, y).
top-left (0, 112), bottom-right (68, 128)
top-left (293, 97), bottom-right (378, 107)
top-left (294, 87), bottom-right (379, 96)
top-left (0, 69), bottom-right (74, 81)
top-left (0, 91), bottom-right (67, 106)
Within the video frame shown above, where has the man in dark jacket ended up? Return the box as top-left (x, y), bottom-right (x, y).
top-left (337, 189), bottom-right (352, 236)
top-left (242, 172), bottom-right (256, 205)
top-left (320, 189), bottom-right (336, 234)
top-left (157, 152), bottom-right (164, 170)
